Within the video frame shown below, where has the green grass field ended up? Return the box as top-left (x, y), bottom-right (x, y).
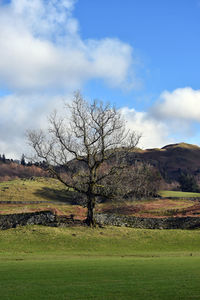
top-left (1, 226), bottom-right (200, 299)
top-left (1, 256), bottom-right (200, 300)
top-left (159, 190), bottom-right (200, 198)
top-left (1, 179), bottom-right (200, 299)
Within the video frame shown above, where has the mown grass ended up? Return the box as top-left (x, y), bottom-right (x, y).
top-left (1, 226), bottom-right (200, 299)
top-left (1, 256), bottom-right (200, 300)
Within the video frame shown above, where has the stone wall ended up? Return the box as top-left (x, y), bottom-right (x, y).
top-left (0, 201), bottom-right (52, 204)
top-left (0, 211), bottom-right (83, 230)
top-left (95, 213), bottom-right (200, 229)
top-left (1, 211), bottom-right (200, 230)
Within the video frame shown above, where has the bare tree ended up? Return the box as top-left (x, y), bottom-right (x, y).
top-left (27, 92), bottom-right (141, 226)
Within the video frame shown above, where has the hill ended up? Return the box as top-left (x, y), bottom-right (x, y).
top-left (127, 142), bottom-right (200, 182)
top-left (1, 142), bottom-right (200, 185)
top-left (65, 142), bottom-right (200, 184)
top-left (56, 142), bottom-right (200, 188)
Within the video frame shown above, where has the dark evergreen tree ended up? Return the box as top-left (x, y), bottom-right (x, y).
top-left (2, 154), bottom-right (6, 163)
top-left (178, 172), bottom-right (199, 192)
top-left (21, 154), bottom-right (26, 166)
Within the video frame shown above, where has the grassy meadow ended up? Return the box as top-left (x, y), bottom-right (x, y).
top-left (1, 177), bottom-right (200, 218)
top-left (159, 190), bottom-right (200, 198)
top-left (1, 178), bottom-right (200, 299)
top-left (1, 226), bottom-right (200, 299)
top-left (0, 178), bottom-right (86, 218)
top-left (0, 177), bottom-right (70, 202)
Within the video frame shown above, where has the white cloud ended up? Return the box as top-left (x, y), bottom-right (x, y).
top-left (3, 1), bottom-right (199, 158)
top-left (0, 93), bottom-right (67, 158)
top-left (119, 87), bottom-right (200, 149)
top-left (148, 87), bottom-right (200, 143)
top-left (0, 0), bottom-right (140, 158)
top-left (152, 87), bottom-right (200, 122)
top-left (120, 107), bottom-right (172, 149)
top-left (0, 92), bottom-right (174, 159)
top-left (8, 0), bottom-right (77, 40)
top-left (0, 0), bottom-right (137, 91)
top-left (2, 88), bottom-right (200, 159)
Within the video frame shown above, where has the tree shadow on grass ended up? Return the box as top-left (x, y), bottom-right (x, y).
top-left (34, 187), bottom-right (82, 205)
top-left (99, 204), bottom-right (142, 215)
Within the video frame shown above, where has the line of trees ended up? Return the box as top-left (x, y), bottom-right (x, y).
top-left (0, 153), bottom-right (47, 168)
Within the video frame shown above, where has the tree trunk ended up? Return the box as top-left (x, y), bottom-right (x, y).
top-left (86, 195), bottom-right (96, 227)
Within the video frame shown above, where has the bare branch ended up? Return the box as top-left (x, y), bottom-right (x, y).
top-left (27, 91), bottom-right (142, 226)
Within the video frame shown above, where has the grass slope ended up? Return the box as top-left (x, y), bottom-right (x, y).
top-left (0, 178), bottom-right (86, 218)
top-left (0, 178), bottom-right (67, 202)
top-left (1, 177), bottom-right (200, 218)
top-left (1, 225), bottom-right (200, 257)
top-left (1, 226), bottom-right (200, 299)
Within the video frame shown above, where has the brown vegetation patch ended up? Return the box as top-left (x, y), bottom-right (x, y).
top-left (141, 199), bottom-right (190, 210)
top-left (173, 203), bottom-right (200, 216)
top-left (96, 198), bottom-right (196, 218)
top-left (0, 202), bottom-right (87, 220)
top-left (97, 203), bottom-right (145, 215)
top-left (0, 163), bottom-right (48, 181)
top-left (0, 195), bottom-right (199, 220)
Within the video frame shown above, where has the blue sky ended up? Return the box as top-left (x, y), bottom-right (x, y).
top-left (75, 0), bottom-right (200, 106)
top-left (0, 0), bottom-right (200, 158)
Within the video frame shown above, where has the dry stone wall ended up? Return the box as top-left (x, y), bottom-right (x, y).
top-left (95, 213), bottom-right (200, 229)
top-left (1, 211), bottom-right (200, 230)
top-left (0, 211), bottom-right (83, 230)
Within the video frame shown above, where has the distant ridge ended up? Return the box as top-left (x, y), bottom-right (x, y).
top-left (127, 142), bottom-right (200, 182)
top-left (161, 142), bottom-right (200, 150)
top-left (1, 142), bottom-right (200, 183)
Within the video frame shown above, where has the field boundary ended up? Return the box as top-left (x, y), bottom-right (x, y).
top-left (2, 210), bottom-right (200, 230)
top-left (96, 213), bottom-right (200, 229)
top-left (0, 211), bottom-right (84, 230)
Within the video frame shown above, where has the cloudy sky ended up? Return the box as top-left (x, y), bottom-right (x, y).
top-left (1, 0), bottom-right (200, 158)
